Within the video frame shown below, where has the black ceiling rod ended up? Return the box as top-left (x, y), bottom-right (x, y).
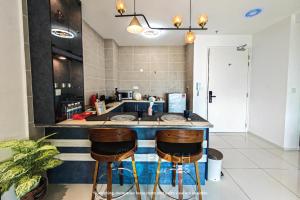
top-left (115, 14), bottom-right (207, 31)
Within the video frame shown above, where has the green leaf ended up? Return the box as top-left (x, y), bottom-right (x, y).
top-left (35, 149), bottom-right (60, 162)
top-left (12, 140), bottom-right (38, 153)
top-left (15, 175), bottom-right (41, 198)
top-left (41, 158), bottom-right (63, 171)
top-left (37, 144), bottom-right (57, 152)
top-left (0, 166), bottom-right (27, 184)
top-left (0, 140), bottom-right (19, 149)
top-left (37, 133), bottom-right (57, 144)
top-left (0, 160), bottom-right (14, 173)
top-left (0, 181), bottom-right (13, 195)
top-left (13, 153), bottom-right (30, 163)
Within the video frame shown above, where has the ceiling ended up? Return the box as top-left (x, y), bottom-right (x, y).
top-left (81, 0), bottom-right (300, 46)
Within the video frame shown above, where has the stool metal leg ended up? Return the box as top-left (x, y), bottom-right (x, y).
top-left (119, 162), bottom-right (124, 186)
top-left (172, 163), bottom-right (176, 187)
top-left (107, 162), bottom-right (112, 200)
top-left (194, 162), bottom-right (202, 200)
top-left (178, 164), bottom-right (183, 200)
top-left (91, 161), bottom-right (99, 200)
top-left (152, 158), bottom-right (161, 200)
top-left (131, 155), bottom-right (141, 200)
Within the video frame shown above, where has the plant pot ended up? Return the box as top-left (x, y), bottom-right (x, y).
top-left (21, 177), bottom-right (48, 200)
top-left (1, 186), bottom-right (18, 200)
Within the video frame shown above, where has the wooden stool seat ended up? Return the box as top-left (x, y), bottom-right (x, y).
top-left (152, 130), bottom-right (203, 200)
top-left (89, 128), bottom-right (141, 200)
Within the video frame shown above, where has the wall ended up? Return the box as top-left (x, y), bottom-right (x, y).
top-left (193, 35), bottom-right (252, 118)
top-left (185, 44), bottom-right (194, 110)
top-left (0, 0), bottom-right (28, 140)
top-left (249, 17), bottom-right (291, 147)
top-left (283, 13), bottom-right (300, 149)
top-left (82, 21), bottom-right (106, 105)
top-left (104, 39), bottom-right (119, 96)
top-left (117, 46), bottom-right (186, 98)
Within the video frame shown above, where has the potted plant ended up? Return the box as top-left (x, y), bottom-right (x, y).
top-left (0, 134), bottom-right (62, 200)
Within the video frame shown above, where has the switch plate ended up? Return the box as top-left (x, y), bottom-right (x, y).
top-left (55, 89), bottom-right (61, 96)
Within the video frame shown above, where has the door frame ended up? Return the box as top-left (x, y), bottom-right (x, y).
top-left (206, 46), bottom-right (251, 132)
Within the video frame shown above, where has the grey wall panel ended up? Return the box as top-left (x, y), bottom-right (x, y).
top-left (27, 0), bottom-right (55, 124)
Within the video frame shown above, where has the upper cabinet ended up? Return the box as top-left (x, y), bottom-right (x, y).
top-left (27, 0), bottom-right (84, 125)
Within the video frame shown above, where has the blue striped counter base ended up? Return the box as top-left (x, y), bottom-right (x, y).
top-left (46, 127), bottom-right (209, 185)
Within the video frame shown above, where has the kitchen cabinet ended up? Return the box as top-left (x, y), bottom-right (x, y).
top-left (122, 102), bottom-right (165, 112)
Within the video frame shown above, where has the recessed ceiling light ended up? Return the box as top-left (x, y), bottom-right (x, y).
top-left (51, 28), bottom-right (75, 39)
top-left (142, 29), bottom-right (161, 38)
top-left (57, 55), bottom-right (67, 60)
top-left (245, 8), bottom-right (263, 18)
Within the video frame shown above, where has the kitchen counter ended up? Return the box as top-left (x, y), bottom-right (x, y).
top-left (51, 99), bottom-right (212, 128)
top-left (44, 100), bottom-right (212, 188)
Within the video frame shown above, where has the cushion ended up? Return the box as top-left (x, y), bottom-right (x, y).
top-left (157, 142), bottom-right (202, 156)
top-left (91, 141), bottom-right (135, 155)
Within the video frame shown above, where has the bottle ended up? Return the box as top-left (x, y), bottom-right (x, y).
top-left (70, 103), bottom-right (75, 118)
top-left (115, 88), bottom-right (119, 101)
top-left (78, 102), bottom-right (82, 113)
top-left (75, 102), bottom-right (79, 114)
top-left (148, 102), bottom-right (154, 116)
top-left (66, 104), bottom-right (71, 119)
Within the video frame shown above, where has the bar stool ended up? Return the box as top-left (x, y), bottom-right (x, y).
top-left (152, 130), bottom-right (203, 200)
top-left (89, 128), bottom-right (141, 200)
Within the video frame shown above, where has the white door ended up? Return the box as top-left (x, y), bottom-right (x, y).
top-left (208, 47), bottom-right (249, 132)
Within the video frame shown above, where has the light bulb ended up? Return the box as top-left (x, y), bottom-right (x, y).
top-left (198, 14), bottom-right (208, 28)
top-left (116, 0), bottom-right (126, 15)
top-left (185, 31), bottom-right (196, 44)
top-left (127, 16), bottom-right (144, 34)
top-left (172, 16), bottom-right (182, 28)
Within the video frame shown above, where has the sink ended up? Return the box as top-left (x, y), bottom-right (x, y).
top-left (161, 114), bottom-right (186, 122)
top-left (110, 114), bottom-right (136, 121)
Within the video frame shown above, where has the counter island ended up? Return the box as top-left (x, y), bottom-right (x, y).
top-left (43, 100), bottom-right (212, 187)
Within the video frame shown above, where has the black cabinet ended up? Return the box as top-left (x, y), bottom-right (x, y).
top-left (122, 102), bottom-right (165, 112)
top-left (27, 0), bottom-right (83, 124)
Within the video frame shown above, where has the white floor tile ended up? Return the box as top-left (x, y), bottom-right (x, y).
top-left (227, 169), bottom-right (299, 200)
top-left (264, 169), bottom-right (300, 197)
top-left (45, 184), bottom-right (148, 200)
top-left (247, 134), bottom-right (279, 149)
top-left (220, 149), bottom-right (258, 169)
top-left (45, 184), bottom-right (92, 200)
top-left (212, 132), bottom-right (247, 137)
top-left (239, 149), bottom-right (296, 169)
top-left (220, 135), bottom-right (262, 149)
top-left (266, 149), bottom-right (300, 169)
top-left (202, 169), bottom-right (250, 200)
top-left (209, 136), bottom-right (233, 149)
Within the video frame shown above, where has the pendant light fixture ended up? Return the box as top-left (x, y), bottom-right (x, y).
top-left (185, 0), bottom-right (195, 43)
top-left (126, 0), bottom-right (144, 34)
top-left (185, 31), bottom-right (196, 44)
top-left (115, 0), bottom-right (208, 42)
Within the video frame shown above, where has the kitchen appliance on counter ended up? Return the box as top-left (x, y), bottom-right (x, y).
top-left (118, 90), bottom-right (133, 100)
top-left (168, 93), bottom-right (186, 113)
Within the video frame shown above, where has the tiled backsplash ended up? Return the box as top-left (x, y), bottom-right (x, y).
top-left (82, 21), bottom-right (106, 105)
top-left (104, 40), bottom-right (118, 96)
top-left (117, 46), bottom-right (186, 98)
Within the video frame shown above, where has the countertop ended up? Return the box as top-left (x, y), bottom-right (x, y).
top-left (43, 100), bottom-right (212, 129)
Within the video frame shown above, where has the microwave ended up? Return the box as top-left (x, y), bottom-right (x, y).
top-left (119, 90), bottom-right (133, 100)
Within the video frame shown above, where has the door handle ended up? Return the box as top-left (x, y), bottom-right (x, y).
top-left (209, 91), bottom-right (216, 103)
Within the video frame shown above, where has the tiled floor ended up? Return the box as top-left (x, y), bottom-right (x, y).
top-left (45, 133), bottom-right (300, 200)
